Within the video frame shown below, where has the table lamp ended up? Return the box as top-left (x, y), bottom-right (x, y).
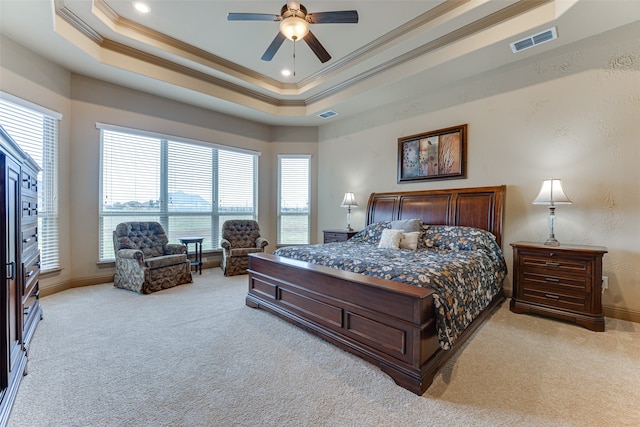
top-left (532, 178), bottom-right (572, 246)
top-left (340, 192), bottom-right (358, 231)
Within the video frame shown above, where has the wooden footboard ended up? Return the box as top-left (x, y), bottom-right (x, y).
top-left (247, 253), bottom-right (504, 394)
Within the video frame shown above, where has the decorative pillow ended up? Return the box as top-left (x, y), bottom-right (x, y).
top-left (399, 231), bottom-right (420, 250)
top-left (350, 221), bottom-right (392, 244)
top-left (390, 218), bottom-right (422, 233)
top-left (421, 225), bottom-right (500, 253)
top-left (417, 224), bottom-right (432, 249)
top-left (378, 228), bottom-right (404, 249)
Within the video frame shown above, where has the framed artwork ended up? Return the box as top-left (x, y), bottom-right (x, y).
top-left (397, 124), bottom-right (467, 183)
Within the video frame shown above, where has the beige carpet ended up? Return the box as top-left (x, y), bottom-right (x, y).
top-left (8, 269), bottom-right (640, 427)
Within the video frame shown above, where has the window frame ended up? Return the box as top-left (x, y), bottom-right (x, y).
top-left (277, 154), bottom-right (311, 245)
top-left (0, 92), bottom-right (62, 272)
top-left (98, 123), bottom-right (260, 261)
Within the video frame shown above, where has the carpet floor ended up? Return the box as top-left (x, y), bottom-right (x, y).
top-left (7, 268), bottom-right (640, 426)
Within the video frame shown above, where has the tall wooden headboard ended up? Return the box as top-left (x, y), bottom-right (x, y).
top-left (365, 185), bottom-right (506, 248)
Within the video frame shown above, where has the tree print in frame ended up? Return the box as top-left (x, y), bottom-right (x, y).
top-left (397, 124), bottom-right (467, 183)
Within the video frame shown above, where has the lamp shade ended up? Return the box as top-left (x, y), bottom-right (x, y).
top-left (340, 192), bottom-right (358, 207)
top-left (532, 179), bottom-right (572, 205)
top-left (279, 16), bottom-right (309, 41)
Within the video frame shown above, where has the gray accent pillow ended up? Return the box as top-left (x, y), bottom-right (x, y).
top-left (390, 218), bottom-right (422, 233)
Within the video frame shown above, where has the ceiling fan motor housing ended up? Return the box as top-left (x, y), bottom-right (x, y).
top-left (281, 4), bottom-right (308, 21)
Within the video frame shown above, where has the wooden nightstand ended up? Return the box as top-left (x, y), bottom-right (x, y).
top-left (510, 242), bottom-right (608, 332)
top-left (323, 229), bottom-right (359, 243)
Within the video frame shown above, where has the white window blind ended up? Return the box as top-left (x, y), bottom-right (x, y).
top-left (99, 126), bottom-right (258, 260)
top-left (278, 155), bottom-right (310, 245)
top-left (0, 96), bottom-right (61, 271)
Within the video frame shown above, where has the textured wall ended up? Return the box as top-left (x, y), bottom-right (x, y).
top-left (0, 35), bottom-right (74, 292)
top-left (318, 22), bottom-right (640, 319)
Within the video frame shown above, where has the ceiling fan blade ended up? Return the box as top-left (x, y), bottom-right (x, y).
top-left (303, 30), bottom-right (331, 63)
top-left (261, 32), bottom-right (286, 61)
top-left (307, 10), bottom-right (358, 24)
top-left (227, 13), bottom-right (280, 21)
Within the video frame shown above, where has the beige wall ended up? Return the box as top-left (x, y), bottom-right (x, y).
top-left (317, 22), bottom-right (640, 320)
top-left (0, 35), bottom-right (74, 293)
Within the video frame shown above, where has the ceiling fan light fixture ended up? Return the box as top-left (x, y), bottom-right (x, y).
top-left (279, 16), bottom-right (309, 41)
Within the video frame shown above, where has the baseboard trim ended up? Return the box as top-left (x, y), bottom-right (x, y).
top-left (40, 274), bottom-right (115, 297)
top-left (603, 305), bottom-right (640, 323)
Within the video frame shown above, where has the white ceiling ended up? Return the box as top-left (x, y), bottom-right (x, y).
top-left (1, 0), bottom-right (638, 126)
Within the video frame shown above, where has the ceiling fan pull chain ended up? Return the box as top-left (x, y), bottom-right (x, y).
top-left (293, 39), bottom-right (297, 76)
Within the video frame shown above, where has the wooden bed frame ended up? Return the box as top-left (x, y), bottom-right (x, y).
top-left (246, 185), bottom-right (506, 395)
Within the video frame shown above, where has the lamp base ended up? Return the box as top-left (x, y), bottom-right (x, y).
top-left (544, 206), bottom-right (561, 247)
top-left (544, 238), bottom-right (560, 247)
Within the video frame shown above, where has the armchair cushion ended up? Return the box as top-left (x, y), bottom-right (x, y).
top-left (229, 247), bottom-right (265, 257)
top-left (145, 253), bottom-right (188, 269)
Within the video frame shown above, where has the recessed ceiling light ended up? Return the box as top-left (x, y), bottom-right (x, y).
top-left (133, 2), bottom-right (150, 14)
top-left (281, 69), bottom-right (291, 77)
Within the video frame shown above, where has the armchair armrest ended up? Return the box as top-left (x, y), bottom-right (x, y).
top-left (165, 243), bottom-right (187, 255)
top-left (256, 237), bottom-right (269, 249)
top-left (221, 239), bottom-right (231, 250)
top-left (116, 249), bottom-right (145, 267)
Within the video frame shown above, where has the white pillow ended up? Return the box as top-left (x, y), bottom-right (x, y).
top-left (399, 231), bottom-right (420, 250)
top-left (378, 229), bottom-right (404, 249)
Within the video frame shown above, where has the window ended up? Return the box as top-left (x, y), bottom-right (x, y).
top-left (278, 155), bottom-right (310, 245)
top-left (99, 124), bottom-right (258, 260)
top-left (0, 94), bottom-right (61, 271)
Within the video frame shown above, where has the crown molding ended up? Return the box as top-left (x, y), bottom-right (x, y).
top-left (53, 0), bottom-right (552, 118)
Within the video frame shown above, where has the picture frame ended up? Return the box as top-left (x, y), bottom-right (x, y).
top-left (397, 124), bottom-right (467, 183)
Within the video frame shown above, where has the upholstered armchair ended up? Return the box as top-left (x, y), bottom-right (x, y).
top-left (113, 222), bottom-right (193, 294)
top-left (220, 220), bottom-right (269, 276)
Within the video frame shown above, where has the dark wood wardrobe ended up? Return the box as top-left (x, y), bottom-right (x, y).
top-left (0, 126), bottom-right (42, 425)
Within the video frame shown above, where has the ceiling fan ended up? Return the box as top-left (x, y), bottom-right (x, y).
top-left (227, 1), bottom-right (358, 64)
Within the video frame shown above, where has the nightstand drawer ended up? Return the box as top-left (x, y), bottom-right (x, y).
top-left (323, 230), bottom-right (358, 243)
top-left (521, 271), bottom-right (590, 293)
top-left (324, 232), bottom-right (348, 243)
top-left (520, 253), bottom-right (592, 277)
top-left (521, 287), bottom-right (590, 313)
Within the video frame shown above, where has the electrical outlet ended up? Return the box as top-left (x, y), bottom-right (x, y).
top-left (602, 276), bottom-right (609, 290)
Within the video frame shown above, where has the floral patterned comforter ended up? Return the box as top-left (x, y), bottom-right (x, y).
top-left (273, 223), bottom-right (507, 350)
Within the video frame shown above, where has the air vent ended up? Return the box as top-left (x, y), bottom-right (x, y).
top-left (317, 110), bottom-right (339, 119)
top-left (510, 27), bottom-right (557, 53)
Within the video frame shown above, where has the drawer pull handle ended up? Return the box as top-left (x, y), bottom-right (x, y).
top-left (545, 294), bottom-right (560, 299)
top-left (546, 261), bottom-right (559, 267)
top-left (5, 262), bottom-right (15, 280)
top-left (545, 277), bottom-right (559, 282)
top-left (26, 270), bottom-right (34, 278)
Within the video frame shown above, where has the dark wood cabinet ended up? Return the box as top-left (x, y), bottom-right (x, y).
top-left (0, 126), bottom-right (42, 425)
top-left (510, 241), bottom-right (607, 332)
top-left (323, 229), bottom-right (358, 243)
